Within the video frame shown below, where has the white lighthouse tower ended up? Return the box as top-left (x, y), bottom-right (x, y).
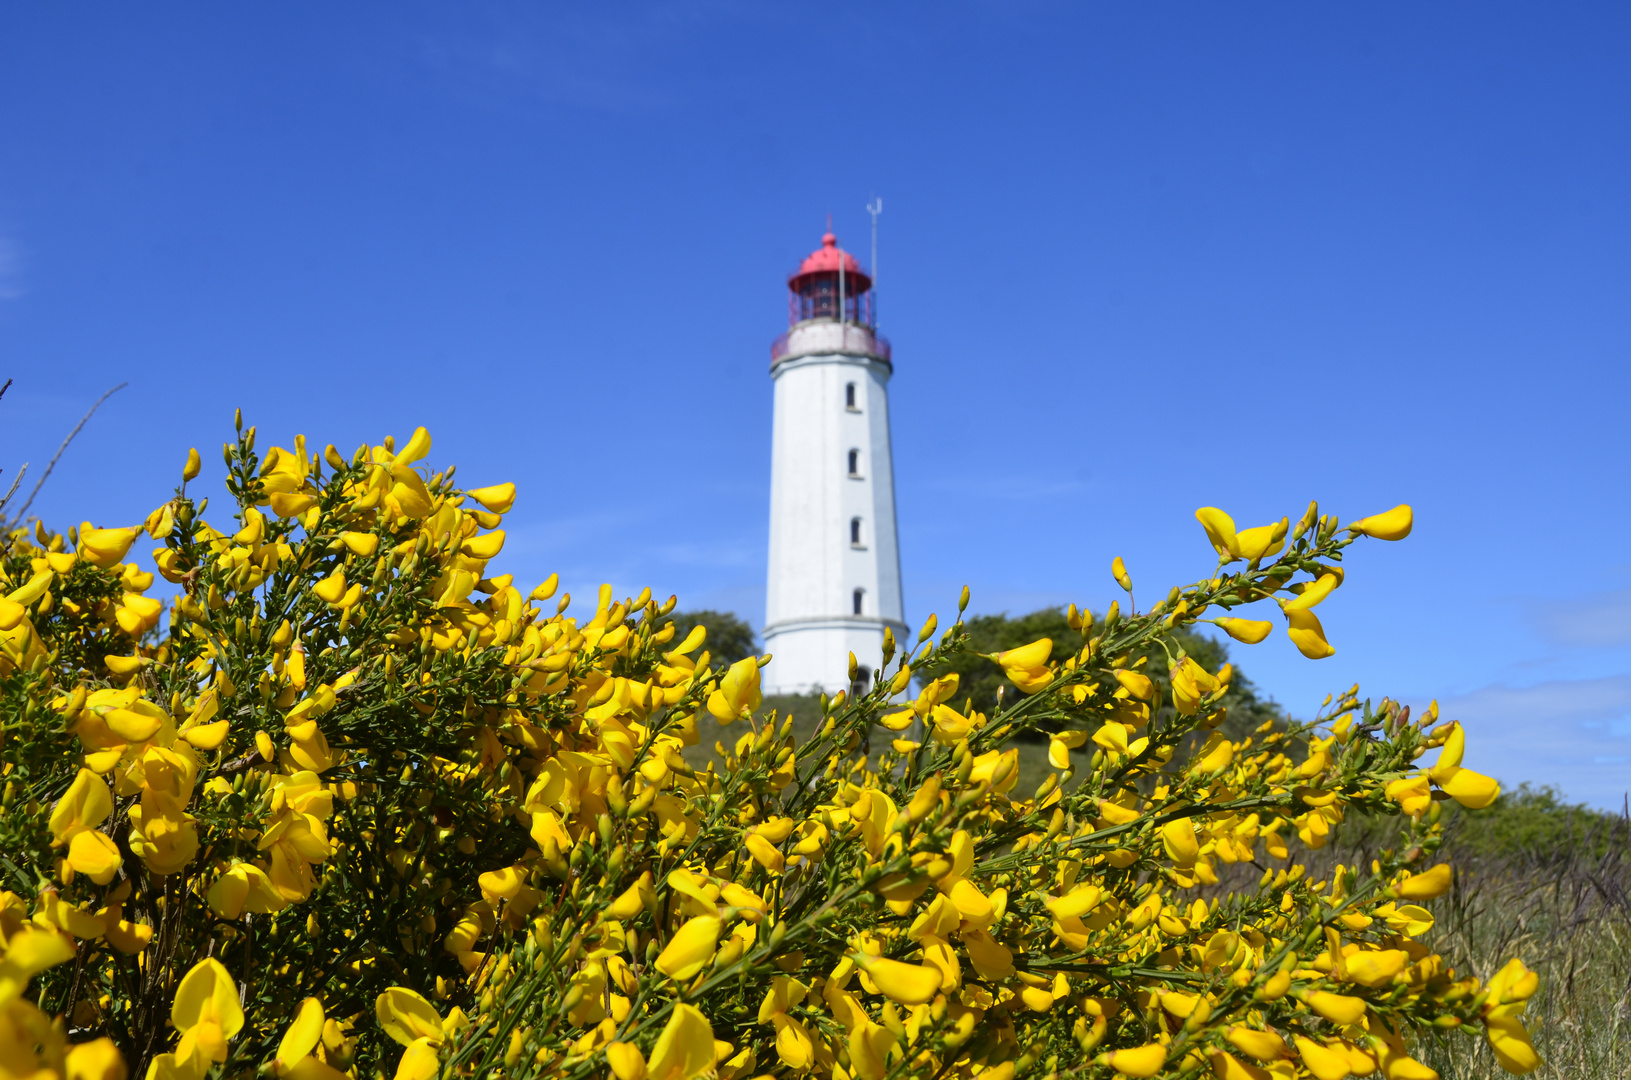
top-left (762, 230), bottom-right (906, 695)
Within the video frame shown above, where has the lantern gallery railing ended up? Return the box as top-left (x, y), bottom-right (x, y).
top-left (771, 322), bottom-right (891, 367)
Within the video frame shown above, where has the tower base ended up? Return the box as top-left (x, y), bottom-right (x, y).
top-left (760, 616), bottom-right (908, 697)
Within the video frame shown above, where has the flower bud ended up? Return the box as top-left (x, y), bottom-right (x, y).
top-left (1112, 557), bottom-right (1132, 593)
top-left (58, 686), bottom-right (88, 725)
top-left (906, 774), bottom-right (942, 823)
top-left (1293, 499), bottom-right (1318, 541)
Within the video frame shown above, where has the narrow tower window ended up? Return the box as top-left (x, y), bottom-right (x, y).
top-left (845, 383), bottom-right (859, 411)
top-left (852, 588), bottom-right (865, 615)
top-left (850, 517), bottom-right (863, 546)
top-left (848, 449), bottom-right (860, 476)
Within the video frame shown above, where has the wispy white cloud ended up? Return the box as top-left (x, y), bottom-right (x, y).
top-left (0, 237), bottom-right (23, 301)
top-left (921, 470), bottom-right (1094, 503)
top-left (1528, 586), bottom-right (1631, 648)
top-left (1449, 674), bottom-right (1631, 729)
top-left (502, 508), bottom-right (762, 579)
top-left (502, 508), bottom-right (644, 555)
top-left (646, 542), bottom-right (761, 571)
top-left (412, 5), bottom-right (752, 116)
top-left (1427, 674), bottom-right (1631, 809)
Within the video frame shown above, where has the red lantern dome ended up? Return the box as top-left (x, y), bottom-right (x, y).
top-left (786, 232), bottom-right (873, 327)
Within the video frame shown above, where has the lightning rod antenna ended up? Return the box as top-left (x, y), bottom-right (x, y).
top-left (866, 195), bottom-right (882, 329)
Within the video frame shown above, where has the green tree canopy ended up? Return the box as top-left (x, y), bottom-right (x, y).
top-left (928, 606), bottom-right (1282, 740)
top-left (661, 609), bottom-right (757, 666)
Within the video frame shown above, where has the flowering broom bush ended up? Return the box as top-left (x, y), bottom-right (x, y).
top-left (0, 417), bottom-right (1540, 1080)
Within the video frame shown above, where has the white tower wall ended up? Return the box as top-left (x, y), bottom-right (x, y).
top-left (763, 321), bottom-right (906, 695)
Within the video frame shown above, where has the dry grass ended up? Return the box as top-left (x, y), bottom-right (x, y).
top-left (1305, 795), bottom-right (1631, 1078)
top-left (1412, 808), bottom-right (1631, 1078)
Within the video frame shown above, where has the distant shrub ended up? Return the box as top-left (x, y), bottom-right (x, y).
top-left (1441, 784), bottom-right (1624, 860)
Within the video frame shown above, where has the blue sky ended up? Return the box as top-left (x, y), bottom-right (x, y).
top-left (1, 4), bottom-right (1627, 806)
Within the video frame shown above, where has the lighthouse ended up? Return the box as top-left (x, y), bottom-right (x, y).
top-left (762, 231), bottom-right (906, 696)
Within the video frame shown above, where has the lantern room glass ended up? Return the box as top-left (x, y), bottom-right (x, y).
top-left (788, 271), bottom-right (876, 327)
